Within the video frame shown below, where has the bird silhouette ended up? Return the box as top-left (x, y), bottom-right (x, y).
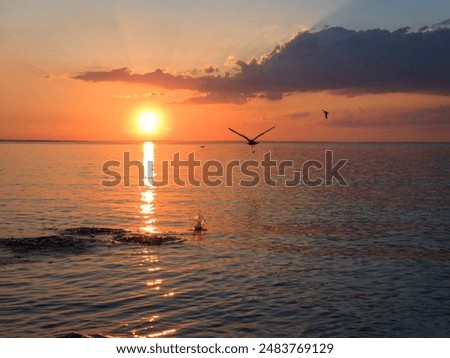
top-left (228, 126), bottom-right (276, 147)
top-left (322, 110), bottom-right (329, 119)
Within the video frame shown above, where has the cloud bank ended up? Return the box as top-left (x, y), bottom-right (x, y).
top-left (324, 105), bottom-right (450, 128)
top-left (73, 27), bottom-right (450, 103)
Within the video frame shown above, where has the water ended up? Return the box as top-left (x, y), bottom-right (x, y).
top-left (0, 142), bottom-right (449, 337)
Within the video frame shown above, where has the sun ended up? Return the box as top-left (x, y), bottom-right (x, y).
top-left (138, 112), bottom-right (160, 133)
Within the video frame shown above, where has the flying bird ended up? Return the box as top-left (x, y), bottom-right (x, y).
top-left (228, 126), bottom-right (276, 147)
top-left (322, 110), bottom-right (329, 119)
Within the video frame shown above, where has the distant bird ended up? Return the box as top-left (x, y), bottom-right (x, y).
top-left (228, 126), bottom-right (276, 147)
top-left (200, 145), bottom-right (205, 149)
top-left (322, 110), bottom-right (329, 119)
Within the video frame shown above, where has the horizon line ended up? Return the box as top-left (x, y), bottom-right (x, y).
top-left (0, 139), bottom-right (449, 145)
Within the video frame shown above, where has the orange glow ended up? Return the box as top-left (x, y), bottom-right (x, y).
top-left (1, 63), bottom-right (448, 142)
top-left (1, 1), bottom-right (449, 143)
top-left (137, 111), bottom-right (160, 134)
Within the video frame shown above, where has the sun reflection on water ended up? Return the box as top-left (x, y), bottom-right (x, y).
top-left (131, 328), bottom-right (176, 338)
top-left (140, 142), bottom-right (157, 233)
top-left (135, 142), bottom-right (178, 338)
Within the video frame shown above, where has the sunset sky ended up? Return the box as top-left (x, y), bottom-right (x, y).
top-left (1, 0), bottom-right (449, 141)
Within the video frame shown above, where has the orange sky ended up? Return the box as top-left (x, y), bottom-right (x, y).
top-left (0, 1), bottom-right (449, 142)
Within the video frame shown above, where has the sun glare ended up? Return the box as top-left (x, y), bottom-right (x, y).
top-left (138, 112), bottom-right (160, 133)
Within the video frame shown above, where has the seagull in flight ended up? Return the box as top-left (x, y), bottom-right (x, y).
top-left (228, 126), bottom-right (276, 147)
top-left (322, 110), bottom-right (329, 119)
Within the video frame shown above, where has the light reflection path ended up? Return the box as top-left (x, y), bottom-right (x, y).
top-left (137, 143), bottom-right (177, 337)
top-left (140, 142), bottom-right (157, 233)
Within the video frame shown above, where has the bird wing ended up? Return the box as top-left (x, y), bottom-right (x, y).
top-left (228, 127), bottom-right (251, 142)
top-left (252, 126), bottom-right (276, 141)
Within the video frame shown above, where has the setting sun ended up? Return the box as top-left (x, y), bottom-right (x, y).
top-left (1, 0), bottom-right (450, 346)
top-left (138, 112), bottom-right (160, 134)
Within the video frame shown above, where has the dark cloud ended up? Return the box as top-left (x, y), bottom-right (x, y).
top-left (73, 67), bottom-right (200, 90)
top-left (233, 27), bottom-right (450, 95)
top-left (73, 67), bottom-right (278, 104)
top-left (183, 92), bottom-right (249, 105)
top-left (257, 91), bottom-right (284, 100)
top-left (325, 105), bottom-right (450, 128)
top-left (204, 65), bottom-right (219, 74)
top-left (73, 27), bottom-right (450, 103)
top-left (187, 65), bottom-right (220, 76)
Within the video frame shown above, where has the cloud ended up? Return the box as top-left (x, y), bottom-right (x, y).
top-left (73, 67), bottom-right (200, 90)
top-left (113, 92), bottom-right (163, 99)
top-left (73, 67), bottom-right (278, 104)
top-left (233, 27), bottom-right (450, 95)
top-left (45, 73), bottom-right (70, 81)
top-left (185, 65), bottom-right (220, 76)
top-left (325, 105), bottom-right (450, 128)
top-left (204, 65), bottom-right (219, 74)
top-left (257, 91), bottom-right (284, 100)
top-left (396, 105), bottom-right (450, 126)
top-left (277, 111), bottom-right (311, 120)
top-left (183, 92), bottom-right (249, 105)
top-left (73, 27), bottom-right (450, 103)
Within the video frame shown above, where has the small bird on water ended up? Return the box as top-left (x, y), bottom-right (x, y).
top-left (322, 110), bottom-right (329, 119)
top-left (193, 212), bottom-right (206, 232)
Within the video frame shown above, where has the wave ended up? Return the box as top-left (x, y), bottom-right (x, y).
top-left (59, 332), bottom-right (111, 338)
top-left (0, 227), bottom-right (185, 261)
top-left (59, 227), bottom-right (184, 245)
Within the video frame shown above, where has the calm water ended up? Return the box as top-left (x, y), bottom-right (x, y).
top-left (0, 142), bottom-right (449, 337)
